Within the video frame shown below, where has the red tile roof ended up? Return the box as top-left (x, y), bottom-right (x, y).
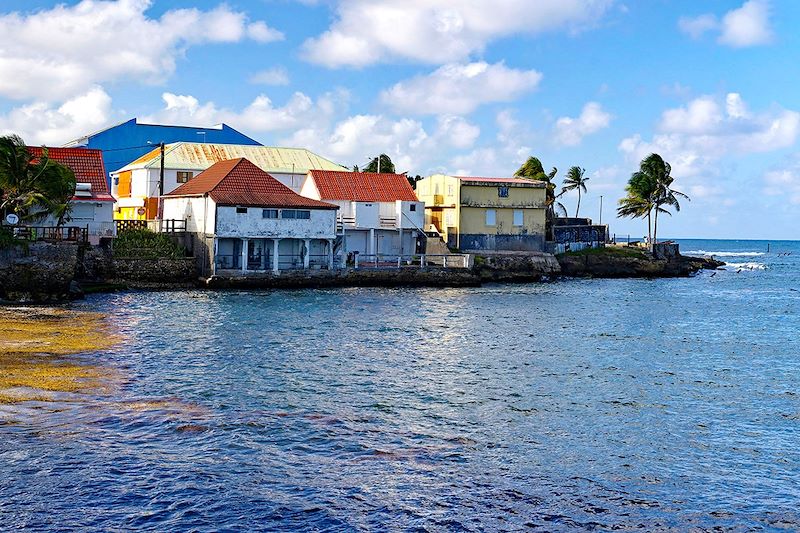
top-left (166, 158), bottom-right (337, 209)
top-left (309, 170), bottom-right (419, 202)
top-left (26, 146), bottom-right (114, 201)
top-left (456, 176), bottom-right (546, 186)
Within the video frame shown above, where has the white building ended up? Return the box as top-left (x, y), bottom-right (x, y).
top-left (27, 147), bottom-right (115, 244)
top-left (111, 142), bottom-right (348, 220)
top-left (301, 170), bottom-right (425, 257)
top-left (162, 158), bottom-right (339, 276)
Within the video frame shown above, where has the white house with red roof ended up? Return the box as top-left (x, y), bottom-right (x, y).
top-left (301, 170), bottom-right (425, 257)
top-left (163, 158), bottom-right (338, 276)
top-left (27, 147), bottom-right (115, 244)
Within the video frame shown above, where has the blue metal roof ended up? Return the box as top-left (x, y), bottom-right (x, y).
top-left (64, 118), bottom-right (262, 181)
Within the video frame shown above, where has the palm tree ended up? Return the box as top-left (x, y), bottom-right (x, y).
top-left (515, 156), bottom-right (559, 239)
top-left (363, 154), bottom-right (395, 173)
top-left (0, 135), bottom-right (75, 224)
top-left (562, 166), bottom-right (589, 218)
top-left (617, 153), bottom-right (689, 247)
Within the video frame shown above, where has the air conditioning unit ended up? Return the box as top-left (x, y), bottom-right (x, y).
top-left (74, 182), bottom-right (92, 198)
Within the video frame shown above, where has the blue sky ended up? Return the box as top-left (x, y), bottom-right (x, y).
top-left (1, 0), bottom-right (799, 239)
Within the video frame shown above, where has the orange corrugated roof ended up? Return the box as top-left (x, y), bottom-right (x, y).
top-left (167, 158), bottom-right (337, 209)
top-left (309, 170), bottom-right (418, 202)
top-left (27, 146), bottom-right (113, 201)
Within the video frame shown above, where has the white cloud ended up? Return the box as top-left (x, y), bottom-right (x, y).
top-left (719, 0), bottom-right (773, 47)
top-left (0, 87), bottom-right (113, 145)
top-left (619, 93), bottom-right (800, 200)
top-left (448, 110), bottom-right (532, 176)
top-left (763, 160), bottom-right (800, 205)
top-left (677, 1), bottom-right (772, 48)
top-left (0, 0), bottom-right (282, 101)
top-left (381, 62), bottom-right (542, 115)
top-left (302, 0), bottom-right (615, 67)
top-left (434, 115), bottom-right (480, 149)
top-left (142, 90), bottom-right (343, 134)
top-left (554, 102), bottom-right (612, 146)
top-left (678, 14), bottom-right (718, 39)
top-left (250, 67), bottom-right (291, 86)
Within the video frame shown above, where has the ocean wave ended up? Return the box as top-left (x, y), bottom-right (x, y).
top-left (684, 250), bottom-right (765, 257)
top-left (724, 262), bottom-right (767, 271)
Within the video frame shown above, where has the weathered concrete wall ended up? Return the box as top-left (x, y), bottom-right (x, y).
top-left (461, 233), bottom-right (546, 252)
top-left (111, 257), bottom-right (197, 284)
top-left (652, 243), bottom-right (680, 260)
top-left (216, 206), bottom-right (336, 239)
top-left (206, 267), bottom-right (481, 289)
top-left (0, 243), bottom-right (80, 302)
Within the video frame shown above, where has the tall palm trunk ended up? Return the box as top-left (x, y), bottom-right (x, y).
top-left (575, 189), bottom-right (581, 218)
top-left (653, 208), bottom-right (659, 245)
top-left (647, 210), bottom-right (652, 247)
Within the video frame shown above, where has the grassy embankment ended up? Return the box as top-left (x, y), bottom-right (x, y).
top-left (0, 307), bottom-right (119, 404)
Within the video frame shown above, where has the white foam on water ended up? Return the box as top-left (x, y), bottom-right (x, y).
top-left (684, 250), bottom-right (765, 257)
top-left (724, 262), bottom-right (767, 271)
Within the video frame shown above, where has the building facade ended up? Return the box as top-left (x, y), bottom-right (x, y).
top-left (415, 175), bottom-right (547, 252)
top-left (112, 143), bottom-right (348, 221)
top-left (26, 147), bottom-right (115, 244)
top-left (301, 170), bottom-right (425, 257)
top-left (162, 158), bottom-right (338, 276)
top-left (64, 118), bottom-right (261, 187)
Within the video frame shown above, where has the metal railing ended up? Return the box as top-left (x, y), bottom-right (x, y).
top-left (351, 254), bottom-right (470, 269)
top-left (147, 219), bottom-right (187, 233)
top-left (379, 216), bottom-right (397, 228)
top-left (9, 225), bottom-right (88, 243)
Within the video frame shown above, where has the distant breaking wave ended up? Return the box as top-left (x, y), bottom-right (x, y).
top-left (684, 250), bottom-right (765, 257)
top-left (724, 262), bottom-right (767, 270)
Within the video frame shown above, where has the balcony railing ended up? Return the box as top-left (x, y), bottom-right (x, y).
top-left (351, 254), bottom-right (471, 269)
top-left (9, 225), bottom-right (88, 243)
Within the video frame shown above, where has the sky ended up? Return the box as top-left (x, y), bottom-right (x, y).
top-left (0, 0), bottom-right (798, 239)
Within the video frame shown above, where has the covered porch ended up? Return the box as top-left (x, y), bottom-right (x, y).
top-left (214, 237), bottom-right (335, 273)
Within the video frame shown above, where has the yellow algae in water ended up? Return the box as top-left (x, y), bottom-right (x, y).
top-left (0, 307), bottom-right (119, 404)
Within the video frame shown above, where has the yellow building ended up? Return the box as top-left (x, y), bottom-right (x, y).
top-left (416, 175), bottom-right (547, 251)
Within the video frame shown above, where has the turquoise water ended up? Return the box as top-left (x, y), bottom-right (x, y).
top-left (2, 239), bottom-right (799, 531)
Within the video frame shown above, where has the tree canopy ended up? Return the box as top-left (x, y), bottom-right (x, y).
top-left (0, 135), bottom-right (76, 225)
top-left (562, 166), bottom-right (589, 218)
top-left (363, 154), bottom-right (396, 174)
top-left (617, 153), bottom-right (688, 245)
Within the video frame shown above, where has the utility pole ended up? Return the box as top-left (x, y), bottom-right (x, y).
top-left (378, 154), bottom-right (381, 174)
top-left (158, 142), bottom-right (165, 220)
top-left (599, 195), bottom-right (603, 226)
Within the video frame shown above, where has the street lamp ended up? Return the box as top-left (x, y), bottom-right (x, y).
top-left (197, 131), bottom-right (207, 144)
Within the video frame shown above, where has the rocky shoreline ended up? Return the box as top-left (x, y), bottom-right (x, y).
top-left (0, 243), bottom-right (724, 303)
top-left (555, 246), bottom-right (725, 278)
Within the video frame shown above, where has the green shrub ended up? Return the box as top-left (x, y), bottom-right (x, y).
top-left (113, 229), bottom-right (186, 259)
top-left (0, 227), bottom-right (25, 250)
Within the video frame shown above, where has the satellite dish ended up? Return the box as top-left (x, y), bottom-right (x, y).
top-left (5, 214), bottom-right (19, 225)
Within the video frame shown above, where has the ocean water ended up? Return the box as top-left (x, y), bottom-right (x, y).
top-left (1, 239), bottom-right (799, 531)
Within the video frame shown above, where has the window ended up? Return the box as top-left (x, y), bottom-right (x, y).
top-left (236, 207), bottom-right (247, 214)
top-left (410, 204), bottom-right (417, 212)
top-left (176, 171), bottom-right (193, 183)
top-left (262, 209), bottom-right (278, 219)
top-left (281, 209), bottom-right (311, 219)
top-left (498, 186), bottom-right (509, 198)
top-left (513, 209), bottom-right (524, 226)
top-left (485, 209), bottom-right (496, 226)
